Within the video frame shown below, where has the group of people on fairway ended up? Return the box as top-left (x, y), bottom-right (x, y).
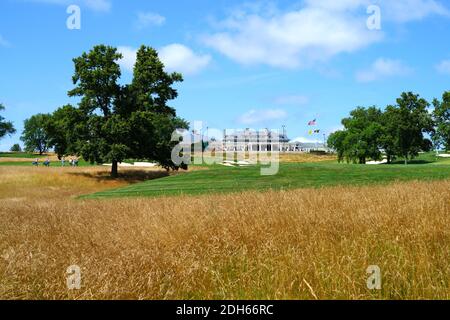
top-left (32, 156), bottom-right (79, 167)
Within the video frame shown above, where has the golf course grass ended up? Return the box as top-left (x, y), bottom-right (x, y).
top-left (85, 160), bottom-right (450, 199)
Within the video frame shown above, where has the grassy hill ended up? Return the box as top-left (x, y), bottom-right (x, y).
top-left (392, 152), bottom-right (450, 165)
top-left (86, 161), bottom-right (450, 199)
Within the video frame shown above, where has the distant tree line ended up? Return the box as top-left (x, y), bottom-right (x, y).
top-left (328, 92), bottom-right (450, 165)
top-left (19, 44), bottom-right (188, 177)
top-left (21, 113), bottom-right (51, 155)
top-left (10, 144), bottom-right (21, 152)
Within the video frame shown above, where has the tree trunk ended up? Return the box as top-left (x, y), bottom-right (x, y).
top-left (111, 160), bottom-right (118, 178)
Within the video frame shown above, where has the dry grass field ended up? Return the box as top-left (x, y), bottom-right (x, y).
top-left (0, 165), bottom-right (449, 300)
top-left (199, 152), bottom-right (336, 164)
top-left (278, 152), bottom-right (336, 163)
top-left (0, 155), bottom-right (59, 163)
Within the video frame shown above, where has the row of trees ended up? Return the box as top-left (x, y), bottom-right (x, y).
top-left (328, 92), bottom-right (450, 164)
top-left (19, 44), bottom-right (188, 177)
top-left (1, 103), bottom-right (40, 153)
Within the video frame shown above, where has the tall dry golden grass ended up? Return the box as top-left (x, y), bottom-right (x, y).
top-left (199, 152), bottom-right (336, 164)
top-left (0, 166), bottom-right (449, 300)
top-left (0, 154), bottom-right (60, 163)
top-left (278, 152), bottom-right (336, 163)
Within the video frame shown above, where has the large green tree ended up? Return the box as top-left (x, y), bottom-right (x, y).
top-left (379, 107), bottom-right (399, 164)
top-left (327, 130), bottom-right (347, 163)
top-left (432, 91), bottom-right (450, 151)
top-left (328, 106), bottom-right (384, 164)
top-left (0, 103), bottom-right (16, 140)
top-left (385, 92), bottom-right (433, 164)
top-left (10, 144), bottom-right (22, 152)
top-left (49, 44), bottom-right (188, 177)
top-left (45, 104), bottom-right (86, 159)
top-left (21, 113), bottom-right (51, 155)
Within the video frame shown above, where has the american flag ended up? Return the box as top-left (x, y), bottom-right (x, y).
top-left (308, 119), bottom-right (317, 126)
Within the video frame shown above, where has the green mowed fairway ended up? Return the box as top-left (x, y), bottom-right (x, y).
top-left (85, 161), bottom-right (450, 199)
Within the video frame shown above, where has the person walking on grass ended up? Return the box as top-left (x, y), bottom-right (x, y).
top-left (73, 156), bottom-right (79, 167)
top-left (61, 156), bottom-right (66, 167)
top-left (43, 158), bottom-right (50, 167)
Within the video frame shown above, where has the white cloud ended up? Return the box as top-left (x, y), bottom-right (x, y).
top-left (0, 34), bottom-right (11, 47)
top-left (328, 125), bottom-right (345, 134)
top-left (305, 0), bottom-right (449, 22)
top-left (274, 95), bottom-right (309, 106)
top-left (117, 46), bottom-right (137, 72)
top-left (237, 109), bottom-right (287, 125)
top-left (203, 2), bottom-right (382, 69)
top-left (356, 58), bottom-right (413, 83)
top-left (135, 12), bottom-right (166, 29)
top-left (380, 0), bottom-right (449, 22)
top-left (25, 0), bottom-right (111, 12)
top-left (436, 60), bottom-right (450, 75)
top-left (118, 44), bottom-right (211, 75)
top-left (303, 0), bottom-right (367, 12)
top-left (158, 44), bottom-right (211, 75)
top-left (203, 1), bottom-right (449, 69)
top-left (83, 0), bottom-right (110, 12)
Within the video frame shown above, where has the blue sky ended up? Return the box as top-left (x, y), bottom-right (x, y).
top-left (1, 0), bottom-right (450, 150)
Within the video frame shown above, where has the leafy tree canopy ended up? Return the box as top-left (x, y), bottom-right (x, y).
top-left (432, 91), bottom-right (450, 151)
top-left (329, 106), bottom-right (384, 164)
top-left (328, 92), bottom-right (434, 165)
top-left (10, 143), bottom-right (21, 152)
top-left (387, 92), bottom-right (433, 164)
top-left (21, 113), bottom-right (51, 155)
top-left (47, 44), bottom-right (188, 177)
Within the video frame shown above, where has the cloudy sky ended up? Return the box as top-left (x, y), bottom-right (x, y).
top-left (1, 0), bottom-right (450, 149)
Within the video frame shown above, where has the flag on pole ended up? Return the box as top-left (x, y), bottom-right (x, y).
top-left (308, 119), bottom-right (317, 126)
top-left (308, 130), bottom-right (313, 135)
top-left (314, 129), bottom-right (321, 134)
